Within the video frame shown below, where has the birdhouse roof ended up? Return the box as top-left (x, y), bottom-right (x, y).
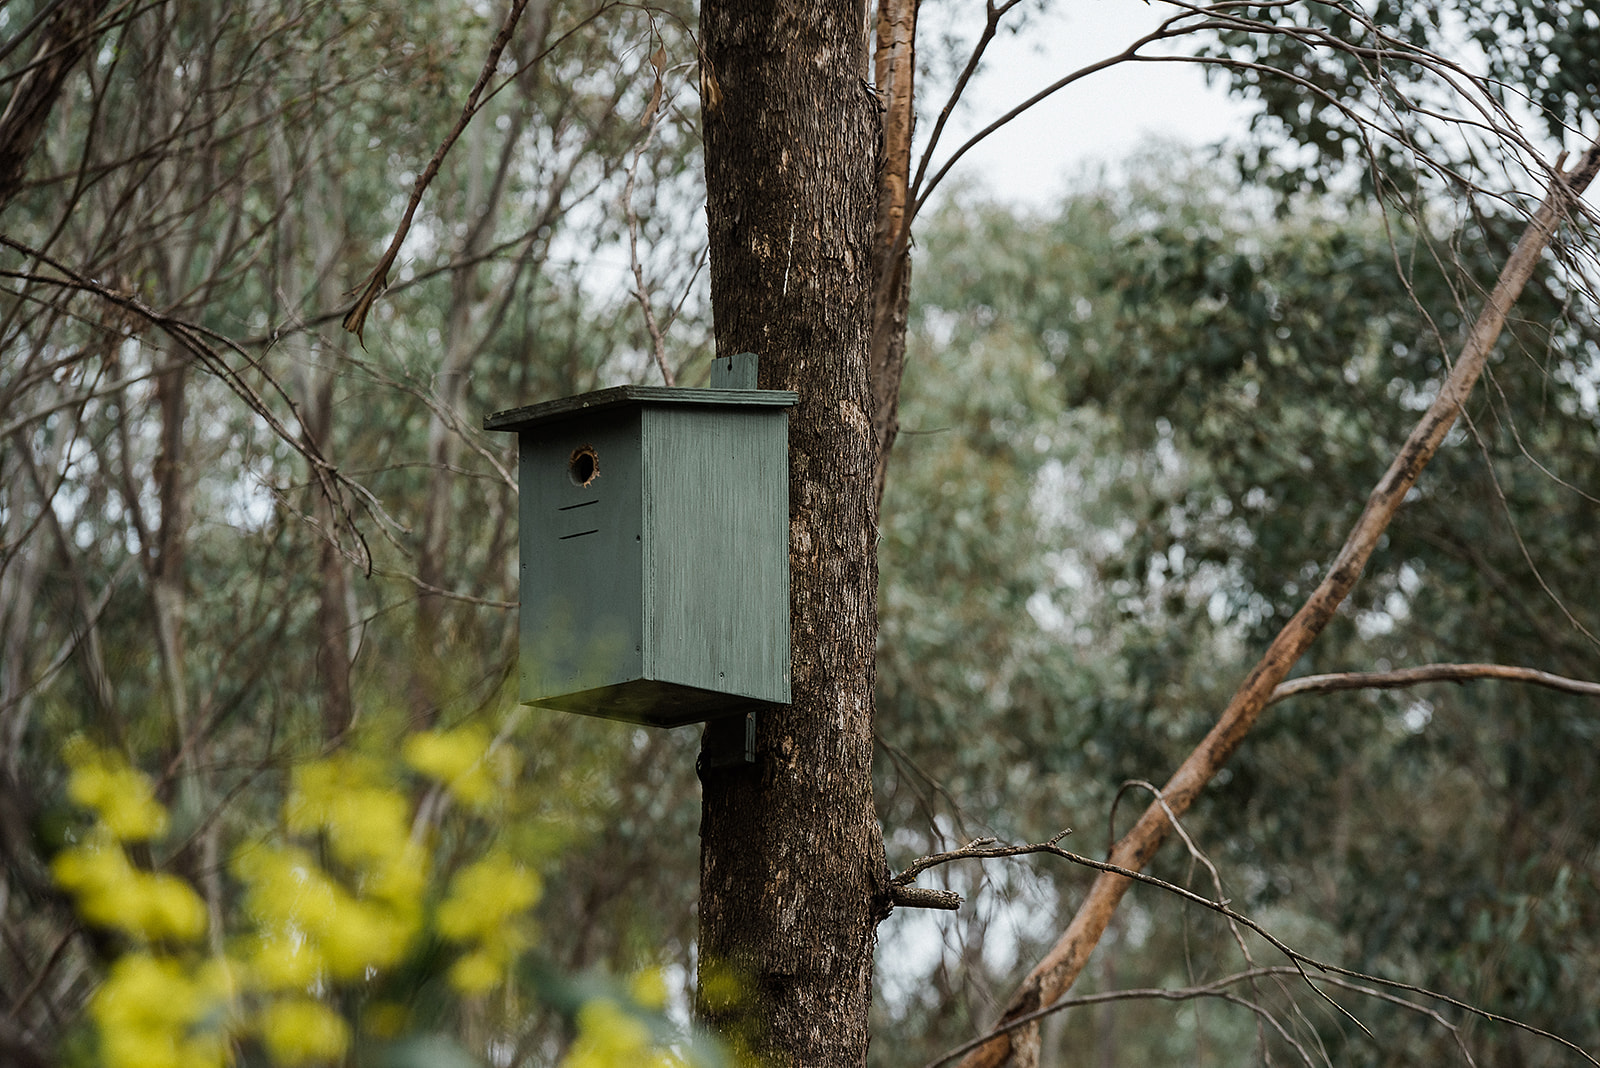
top-left (485, 385), bottom-right (798, 434)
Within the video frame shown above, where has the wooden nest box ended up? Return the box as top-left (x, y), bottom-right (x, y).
top-left (485, 353), bottom-right (795, 727)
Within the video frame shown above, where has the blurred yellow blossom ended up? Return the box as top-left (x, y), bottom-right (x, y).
top-left (561, 997), bottom-right (681, 1068)
top-left (90, 953), bottom-right (231, 1068)
top-left (52, 836), bottom-right (207, 943)
top-left (437, 851), bottom-right (540, 994)
top-left (403, 726), bottom-right (498, 808)
top-left (437, 851), bottom-right (540, 943)
top-left (62, 738), bottom-right (168, 842)
top-left (257, 996), bottom-right (350, 1066)
top-left (447, 948), bottom-right (505, 996)
top-left (628, 966), bottom-right (669, 1011)
top-left (233, 845), bottom-right (336, 931)
top-left (365, 844), bottom-right (428, 906)
top-left (55, 726), bottom-right (584, 1068)
top-left (285, 755), bottom-right (412, 870)
top-left (233, 844), bottom-right (419, 982)
top-left (319, 896), bottom-right (416, 978)
top-left (239, 930), bottom-right (322, 992)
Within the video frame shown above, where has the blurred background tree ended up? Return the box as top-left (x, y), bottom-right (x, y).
top-left (874, 154), bottom-right (1600, 1065)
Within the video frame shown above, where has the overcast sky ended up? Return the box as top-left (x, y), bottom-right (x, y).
top-left (933, 0), bottom-right (1596, 210)
top-left (927, 1), bottom-right (1256, 207)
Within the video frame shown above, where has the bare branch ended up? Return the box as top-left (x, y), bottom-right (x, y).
top-left (892, 831), bottom-right (1069, 887)
top-left (341, 0), bottom-right (530, 344)
top-left (926, 964), bottom-right (1498, 1068)
top-left (0, 236), bottom-right (408, 569)
top-left (889, 886), bottom-right (962, 910)
top-left (624, 43), bottom-right (675, 386)
top-left (1269, 663), bottom-right (1600, 704)
top-left (923, 835), bottom-right (1597, 1067)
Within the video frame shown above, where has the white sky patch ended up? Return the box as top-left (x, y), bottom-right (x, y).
top-left (928, 0), bottom-right (1254, 208)
top-left (926, 0), bottom-right (1598, 212)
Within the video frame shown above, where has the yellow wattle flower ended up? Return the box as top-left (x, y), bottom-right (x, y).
top-left (403, 726), bottom-right (499, 808)
top-left (62, 739), bottom-right (169, 842)
top-left (90, 953), bottom-right (230, 1068)
top-left (52, 840), bottom-right (207, 943)
top-left (257, 997), bottom-right (350, 1067)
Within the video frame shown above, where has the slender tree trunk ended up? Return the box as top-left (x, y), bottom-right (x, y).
top-left (0, 0), bottom-right (113, 210)
top-left (150, 359), bottom-right (192, 752)
top-left (304, 376), bottom-right (355, 742)
top-left (696, 1), bottom-right (888, 1063)
top-left (869, 0), bottom-right (918, 511)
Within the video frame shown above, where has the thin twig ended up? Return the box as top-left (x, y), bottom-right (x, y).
top-left (341, 0), bottom-right (529, 344)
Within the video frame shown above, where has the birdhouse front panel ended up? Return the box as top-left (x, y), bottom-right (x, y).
top-left (518, 410), bottom-right (646, 706)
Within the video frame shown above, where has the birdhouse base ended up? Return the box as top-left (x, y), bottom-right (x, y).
top-left (528, 678), bottom-right (782, 729)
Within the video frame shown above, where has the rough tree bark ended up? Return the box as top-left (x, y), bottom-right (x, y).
top-left (696, 0), bottom-right (889, 1064)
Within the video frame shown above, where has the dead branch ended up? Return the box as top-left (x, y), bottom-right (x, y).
top-left (955, 136), bottom-right (1600, 1068)
top-left (918, 835), bottom-right (1597, 1067)
top-left (926, 968), bottom-right (1317, 1068)
top-left (892, 831), bottom-right (1071, 888)
top-left (1268, 663), bottom-right (1600, 704)
top-left (926, 964), bottom-right (1496, 1068)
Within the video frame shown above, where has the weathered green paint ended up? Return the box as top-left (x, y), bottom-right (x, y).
top-left (487, 380), bottom-right (795, 727)
top-left (708, 350), bottom-right (759, 389)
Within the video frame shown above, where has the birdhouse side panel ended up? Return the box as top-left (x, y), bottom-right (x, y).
top-left (518, 412), bottom-right (645, 706)
top-left (640, 406), bottom-right (791, 708)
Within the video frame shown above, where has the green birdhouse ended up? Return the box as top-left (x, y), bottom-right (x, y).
top-left (484, 354), bottom-right (795, 727)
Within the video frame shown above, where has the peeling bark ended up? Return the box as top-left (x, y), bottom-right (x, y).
top-left (869, 0), bottom-right (918, 512)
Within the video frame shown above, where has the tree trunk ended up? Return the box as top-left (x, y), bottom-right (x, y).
top-left (0, 0), bottom-right (113, 210)
top-left (696, 2), bottom-right (888, 1064)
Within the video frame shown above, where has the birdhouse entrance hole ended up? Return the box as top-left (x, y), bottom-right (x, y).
top-left (568, 444), bottom-right (599, 487)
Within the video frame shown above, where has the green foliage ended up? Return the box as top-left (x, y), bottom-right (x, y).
top-left (873, 152), bottom-right (1600, 1065)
